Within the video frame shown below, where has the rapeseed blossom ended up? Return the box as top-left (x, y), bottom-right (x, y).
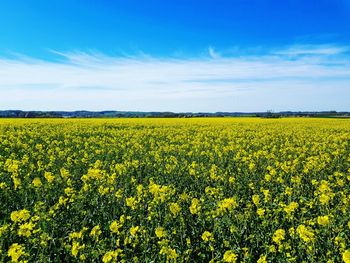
top-left (257, 208), bottom-right (265, 217)
top-left (10, 210), bottom-right (30, 223)
top-left (189, 198), bottom-right (201, 214)
top-left (110, 220), bottom-right (122, 234)
top-left (223, 250), bottom-right (237, 263)
top-left (44, 171), bottom-right (55, 183)
top-left (89, 225), bottom-right (102, 240)
top-left (252, 194), bottom-right (260, 206)
top-left (257, 255), bottom-right (267, 263)
top-left (8, 243), bottom-right (27, 262)
top-left (159, 246), bottom-right (178, 261)
top-left (18, 222), bottom-right (35, 237)
top-left (201, 231), bottom-right (213, 242)
top-left (169, 202), bottom-right (181, 217)
top-left (0, 118), bottom-right (349, 262)
top-left (317, 215), bottom-right (330, 226)
top-left (0, 224), bottom-right (9, 237)
top-left (155, 227), bottom-right (166, 239)
top-left (283, 202), bottom-right (299, 215)
top-left (343, 250), bottom-right (350, 263)
top-left (272, 229), bottom-right (285, 245)
top-left (102, 251), bottom-right (116, 263)
top-left (130, 225), bottom-right (139, 236)
top-left (216, 197), bottom-right (238, 215)
top-left (71, 241), bottom-right (85, 257)
top-left (297, 225), bottom-right (315, 243)
top-left (31, 177), bottom-right (42, 187)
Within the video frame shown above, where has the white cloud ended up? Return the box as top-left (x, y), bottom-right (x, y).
top-left (273, 44), bottom-right (349, 56)
top-left (0, 44), bottom-right (349, 112)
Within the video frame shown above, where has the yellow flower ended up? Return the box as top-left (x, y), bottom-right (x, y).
top-left (252, 194), bottom-right (260, 206)
top-left (319, 194), bottom-right (331, 205)
top-left (169, 202), bottom-right (181, 217)
top-left (272, 229), bottom-right (285, 245)
top-left (89, 225), bottom-right (102, 239)
top-left (69, 228), bottom-right (88, 240)
top-left (229, 177), bottom-right (235, 183)
top-left (8, 243), bottom-right (27, 262)
top-left (249, 162), bottom-right (256, 171)
top-left (10, 209), bottom-right (30, 223)
top-left (223, 250), bottom-right (237, 263)
top-left (0, 224), bottom-right (9, 237)
top-left (284, 187), bottom-right (293, 195)
top-left (343, 250), bottom-right (350, 263)
top-left (32, 177), bottom-right (42, 187)
top-left (317, 215), bottom-right (330, 226)
top-left (44, 172), bottom-right (55, 183)
top-left (155, 227), bottom-right (166, 239)
top-left (296, 224), bottom-right (315, 243)
top-left (319, 180), bottom-right (331, 192)
top-left (102, 249), bottom-right (123, 263)
top-left (64, 187), bottom-right (75, 196)
top-left (149, 181), bottom-right (174, 203)
top-left (220, 197), bottom-right (238, 210)
top-left (130, 225), bottom-right (139, 236)
top-left (18, 222), bottom-right (35, 237)
top-left (217, 197), bottom-right (238, 215)
top-left (110, 220), bottom-right (122, 234)
top-left (265, 174), bottom-right (272, 182)
top-left (60, 168), bottom-right (70, 179)
top-left (126, 197), bottom-right (137, 209)
top-left (159, 246), bottom-right (178, 261)
top-left (119, 215), bottom-right (126, 224)
top-left (103, 251), bottom-right (117, 263)
top-left (283, 202), bottom-right (298, 215)
top-left (289, 227), bottom-right (295, 237)
top-left (12, 176), bottom-right (21, 190)
top-left (189, 198), bottom-right (201, 214)
top-left (257, 208), bottom-right (265, 217)
top-left (115, 189), bottom-right (123, 199)
top-left (205, 186), bottom-right (221, 196)
top-left (262, 189), bottom-right (270, 202)
top-left (98, 186), bottom-right (110, 195)
top-left (58, 196), bottom-right (69, 206)
top-left (71, 241), bottom-right (85, 257)
top-left (257, 255), bottom-right (267, 263)
top-left (201, 231), bottom-right (213, 242)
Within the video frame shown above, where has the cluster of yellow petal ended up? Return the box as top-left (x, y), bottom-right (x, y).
top-left (0, 117), bottom-right (349, 262)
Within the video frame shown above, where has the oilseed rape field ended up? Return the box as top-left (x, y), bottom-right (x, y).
top-left (1, 118), bottom-right (350, 263)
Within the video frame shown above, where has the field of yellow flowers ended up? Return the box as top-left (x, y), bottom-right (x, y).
top-left (0, 118), bottom-right (350, 262)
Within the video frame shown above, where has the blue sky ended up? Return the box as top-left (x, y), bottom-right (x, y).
top-left (0, 0), bottom-right (350, 111)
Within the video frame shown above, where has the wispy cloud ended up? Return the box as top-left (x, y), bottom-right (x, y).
top-left (208, 46), bottom-right (221, 59)
top-left (0, 44), bottom-right (349, 111)
top-left (273, 44), bottom-right (349, 56)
